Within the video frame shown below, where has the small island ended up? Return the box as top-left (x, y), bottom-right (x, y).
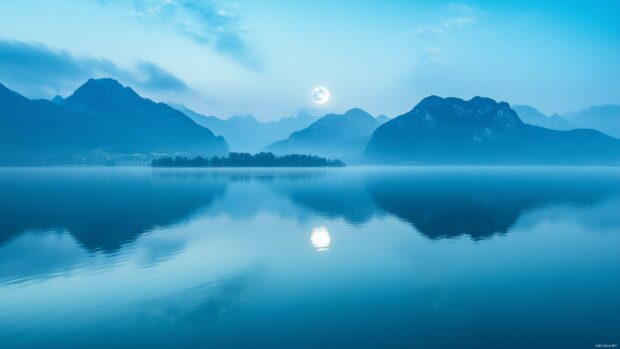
top-left (151, 152), bottom-right (346, 168)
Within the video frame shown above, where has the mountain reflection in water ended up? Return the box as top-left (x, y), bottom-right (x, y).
top-left (0, 167), bottom-right (619, 349)
top-left (1, 167), bottom-right (618, 250)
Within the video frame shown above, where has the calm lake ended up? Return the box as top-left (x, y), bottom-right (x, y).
top-left (0, 167), bottom-right (619, 349)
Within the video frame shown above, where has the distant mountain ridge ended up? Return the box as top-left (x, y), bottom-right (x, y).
top-left (512, 105), bottom-right (574, 131)
top-left (365, 96), bottom-right (620, 164)
top-left (172, 104), bottom-right (319, 152)
top-left (0, 79), bottom-right (227, 164)
top-left (513, 104), bottom-right (620, 138)
top-left (563, 104), bottom-right (620, 138)
top-left (268, 108), bottom-right (380, 162)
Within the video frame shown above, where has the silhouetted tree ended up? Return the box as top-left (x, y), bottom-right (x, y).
top-left (151, 152), bottom-right (345, 167)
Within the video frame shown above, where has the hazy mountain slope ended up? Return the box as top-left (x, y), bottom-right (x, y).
top-left (512, 105), bottom-right (574, 130)
top-left (172, 104), bottom-right (318, 152)
top-left (375, 115), bottom-right (390, 124)
top-left (268, 108), bottom-right (380, 161)
top-left (563, 105), bottom-right (620, 138)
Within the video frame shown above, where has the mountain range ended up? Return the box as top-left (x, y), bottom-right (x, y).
top-left (513, 104), bottom-right (620, 138)
top-left (563, 105), bottom-right (620, 138)
top-left (0, 78), bottom-right (227, 164)
top-left (1, 77), bottom-right (619, 165)
top-left (511, 105), bottom-right (574, 131)
top-left (171, 104), bottom-right (319, 152)
top-left (365, 96), bottom-right (620, 164)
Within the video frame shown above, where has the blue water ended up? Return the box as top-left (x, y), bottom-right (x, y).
top-left (0, 167), bottom-right (619, 349)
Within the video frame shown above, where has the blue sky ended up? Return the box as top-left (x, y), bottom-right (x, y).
top-left (0, 0), bottom-right (618, 120)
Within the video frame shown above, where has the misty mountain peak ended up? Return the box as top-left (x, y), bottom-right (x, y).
top-left (86, 77), bottom-right (124, 90)
top-left (228, 114), bottom-right (259, 124)
top-left (343, 108), bottom-right (373, 119)
top-left (512, 105), bottom-right (575, 131)
top-left (70, 78), bottom-right (140, 103)
top-left (375, 114), bottom-right (390, 124)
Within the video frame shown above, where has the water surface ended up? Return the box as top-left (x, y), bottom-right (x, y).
top-left (0, 167), bottom-right (619, 348)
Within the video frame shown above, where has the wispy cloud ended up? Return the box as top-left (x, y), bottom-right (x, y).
top-left (440, 16), bottom-right (478, 28)
top-left (100, 0), bottom-right (261, 71)
top-left (413, 2), bottom-right (480, 38)
top-left (412, 3), bottom-right (482, 65)
top-left (0, 39), bottom-right (187, 98)
top-left (135, 61), bottom-right (188, 91)
top-left (421, 47), bottom-right (444, 65)
top-left (446, 2), bottom-right (475, 14)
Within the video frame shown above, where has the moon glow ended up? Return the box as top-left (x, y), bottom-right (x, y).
top-left (312, 86), bottom-right (330, 104)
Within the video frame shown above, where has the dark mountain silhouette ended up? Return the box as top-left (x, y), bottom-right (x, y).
top-left (268, 108), bottom-right (380, 162)
top-left (512, 105), bottom-right (574, 130)
top-left (0, 79), bottom-right (227, 164)
top-left (365, 96), bottom-right (620, 164)
top-left (0, 82), bottom-right (97, 164)
top-left (172, 104), bottom-right (318, 152)
top-left (62, 78), bottom-right (228, 154)
top-left (563, 104), bottom-right (620, 138)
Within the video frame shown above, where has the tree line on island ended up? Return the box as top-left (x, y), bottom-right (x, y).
top-left (151, 152), bottom-right (346, 167)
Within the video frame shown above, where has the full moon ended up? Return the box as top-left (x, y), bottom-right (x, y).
top-left (311, 226), bottom-right (331, 251)
top-left (312, 86), bottom-right (330, 104)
